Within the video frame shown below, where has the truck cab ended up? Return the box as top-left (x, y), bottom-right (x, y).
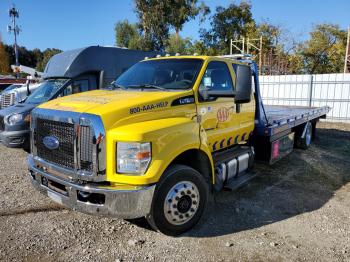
top-left (0, 82), bottom-right (41, 109)
top-left (27, 55), bottom-right (329, 235)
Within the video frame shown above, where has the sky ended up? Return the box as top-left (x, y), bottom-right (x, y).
top-left (0, 0), bottom-right (349, 51)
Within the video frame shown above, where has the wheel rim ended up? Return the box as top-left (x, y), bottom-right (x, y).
top-left (164, 181), bottom-right (200, 225)
top-left (306, 123), bottom-right (312, 145)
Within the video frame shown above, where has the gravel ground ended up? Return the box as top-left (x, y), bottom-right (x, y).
top-left (0, 122), bottom-right (349, 262)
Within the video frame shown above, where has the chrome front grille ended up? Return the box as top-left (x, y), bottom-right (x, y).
top-left (31, 108), bottom-right (106, 182)
top-left (1, 93), bottom-right (15, 108)
top-left (80, 125), bottom-right (94, 172)
top-left (35, 118), bottom-right (75, 169)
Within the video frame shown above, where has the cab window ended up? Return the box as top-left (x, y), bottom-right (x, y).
top-left (73, 79), bottom-right (89, 92)
top-left (199, 61), bottom-right (234, 92)
top-left (62, 84), bottom-right (73, 96)
top-left (60, 79), bottom-right (89, 96)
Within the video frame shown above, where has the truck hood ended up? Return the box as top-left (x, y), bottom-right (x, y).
top-left (0, 102), bottom-right (38, 118)
top-left (38, 89), bottom-right (196, 129)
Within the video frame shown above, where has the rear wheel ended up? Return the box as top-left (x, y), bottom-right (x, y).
top-left (295, 122), bottom-right (313, 149)
top-left (146, 165), bottom-right (209, 236)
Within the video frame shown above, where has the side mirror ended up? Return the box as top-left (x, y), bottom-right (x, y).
top-left (234, 65), bottom-right (252, 104)
top-left (199, 87), bottom-right (235, 101)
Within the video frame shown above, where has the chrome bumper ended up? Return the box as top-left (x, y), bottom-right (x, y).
top-left (27, 155), bottom-right (155, 219)
top-left (0, 129), bottom-right (29, 148)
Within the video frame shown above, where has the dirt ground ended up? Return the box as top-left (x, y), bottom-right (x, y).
top-left (0, 122), bottom-right (349, 262)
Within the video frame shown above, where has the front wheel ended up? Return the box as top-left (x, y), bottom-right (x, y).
top-left (146, 165), bottom-right (209, 236)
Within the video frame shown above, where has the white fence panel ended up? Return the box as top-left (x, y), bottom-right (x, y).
top-left (259, 73), bottom-right (350, 122)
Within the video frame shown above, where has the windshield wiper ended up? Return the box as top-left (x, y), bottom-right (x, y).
top-left (112, 82), bottom-right (127, 90)
top-left (127, 84), bottom-right (166, 91)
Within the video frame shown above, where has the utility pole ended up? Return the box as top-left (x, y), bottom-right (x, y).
top-left (344, 27), bottom-right (350, 73)
top-left (8, 4), bottom-right (21, 67)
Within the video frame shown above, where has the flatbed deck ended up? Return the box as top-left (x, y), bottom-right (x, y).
top-left (260, 105), bottom-right (330, 138)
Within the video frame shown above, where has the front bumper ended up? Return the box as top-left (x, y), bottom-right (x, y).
top-left (27, 155), bottom-right (156, 219)
top-left (0, 129), bottom-right (29, 148)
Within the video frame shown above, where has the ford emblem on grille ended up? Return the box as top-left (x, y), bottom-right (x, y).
top-left (43, 136), bottom-right (59, 150)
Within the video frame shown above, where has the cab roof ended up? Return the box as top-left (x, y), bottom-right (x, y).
top-left (144, 55), bottom-right (251, 66)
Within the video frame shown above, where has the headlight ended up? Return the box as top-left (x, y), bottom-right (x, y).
top-left (117, 142), bottom-right (151, 175)
top-left (7, 113), bottom-right (23, 125)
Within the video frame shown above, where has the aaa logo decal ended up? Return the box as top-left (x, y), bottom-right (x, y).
top-left (217, 107), bottom-right (230, 122)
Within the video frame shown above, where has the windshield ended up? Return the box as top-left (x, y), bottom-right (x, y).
top-left (25, 79), bottom-right (68, 104)
top-left (114, 58), bottom-right (203, 90)
top-left (2, 84), bottom-right (22, 93)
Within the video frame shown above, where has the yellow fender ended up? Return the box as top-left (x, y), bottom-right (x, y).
top-left (106, 117), bottom-right (213, 185)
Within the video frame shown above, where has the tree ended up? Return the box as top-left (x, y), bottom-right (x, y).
top-left (287, 49), bottom-right (304, 74)
top-left (165, 34), bottom-right (192, 54)
top-left (134, 0), bottom-right (171, 51)
top-left (301, 24), bottom-right (347, 74)
top-left (0, 40), bottom-right (10, 74)
top-left (115, 20), bottom-right (141, 49)
top-left (4, 44), bottom-right (44, 69)
top-left (255, 22), bottom-right (283, 50)
top-left (186, 40), bottom-right (218, 55)
top-left (200, 1), bottom-right (256, 54)
top-left (31, 48), bottom-right (43, 67)
top-left (168, 0), bottom-right (210, 37)
top-left (36, 48), bottom-right (62, 72)
top-left (133, 0), bottom-right (209, 51)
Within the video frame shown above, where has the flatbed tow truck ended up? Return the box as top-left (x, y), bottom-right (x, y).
top-left (27, 54), bottom-right (330, 235)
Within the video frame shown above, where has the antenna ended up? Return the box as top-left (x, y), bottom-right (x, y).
top-left (8, 4), bottom-right (21, 67)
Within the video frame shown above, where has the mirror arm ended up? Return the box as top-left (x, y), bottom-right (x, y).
top-left (209, 93), bottom-right (235, 98)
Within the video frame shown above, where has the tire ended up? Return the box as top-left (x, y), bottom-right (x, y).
top-left (146, 164), bottom-right (209, 236)
top-left (295, 122), bottom-right (312, 149)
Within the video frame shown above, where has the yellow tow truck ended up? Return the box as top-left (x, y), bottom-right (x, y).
top-left (27, 55), bottom-right (329, 235)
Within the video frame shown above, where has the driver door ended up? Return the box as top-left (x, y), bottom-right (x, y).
top-left (198, 60), bottom-right (248, 152)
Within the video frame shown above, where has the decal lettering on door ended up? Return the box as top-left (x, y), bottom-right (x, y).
top-left (217, 107), bottom-right (230, 122)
